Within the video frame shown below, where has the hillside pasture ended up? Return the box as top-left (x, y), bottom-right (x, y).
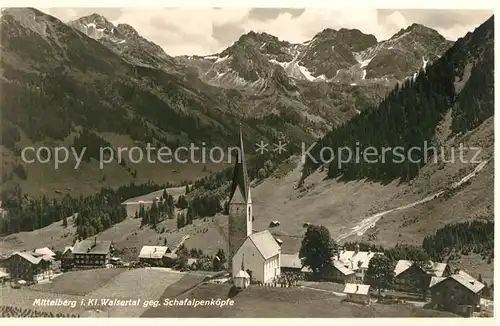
top-left (0, 268), bottom-right (194, 317)
top-left (142, 283), bottom-right (458, 318)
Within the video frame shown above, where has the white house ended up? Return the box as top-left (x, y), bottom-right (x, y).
top-left (232, 230), bottom-right (281, 284)
top-left (333, 245), bottom-right (382, 282)
top-left (343, 283), bottom-right (371, 305)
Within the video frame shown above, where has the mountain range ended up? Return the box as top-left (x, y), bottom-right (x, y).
top-left (0, 7), bottom-right (485, 197)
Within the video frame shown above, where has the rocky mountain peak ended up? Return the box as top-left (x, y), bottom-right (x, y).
top-left (68, 14), bottom-right (175, 72)
top-left (77, 13), bottom-right (112, 27)
top-left (116, 23), bottom-right (139, 39)
top-left (390, 23), bottom-right (446, 42)
top-left (310, 28), bottom-right (377, 52)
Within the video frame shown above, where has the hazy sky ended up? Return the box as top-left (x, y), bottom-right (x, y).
top-left (41, 8), bottom-right (493, 56)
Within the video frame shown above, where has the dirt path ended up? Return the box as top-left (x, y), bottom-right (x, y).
top-left (336, 160), bottom-right (490, 241)
top-left (299, 285), bottom-right (346, 297)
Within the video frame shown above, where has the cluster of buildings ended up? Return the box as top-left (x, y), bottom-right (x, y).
top-left (0, 129), bottom-right (487, 318)
top-left (0, 238), bottom-right (115, 283)
top-left (224, 131), bottom-right (486, 316)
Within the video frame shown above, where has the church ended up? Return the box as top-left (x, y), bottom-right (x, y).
top-left (227, 127), bottom-right (281, 284)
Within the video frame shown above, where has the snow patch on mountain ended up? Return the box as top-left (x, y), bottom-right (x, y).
top-left (422, 56), bottom-right (429, 71)
top-left (215, 55), bottom-right (230, 64)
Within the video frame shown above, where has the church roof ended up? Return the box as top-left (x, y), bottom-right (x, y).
top-left (229, 125), bottom-right (249, 203)
top-left (248, 230), bottom-right (280, 260)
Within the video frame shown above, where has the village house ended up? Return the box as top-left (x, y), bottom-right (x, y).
top-left (280, 253), bottom-right (313, 279)
top-left (343, 283), bottom-right (371, 305)
top-left (72, 237), bottom-right (112, 268)
top-left (1, 251), bottom-right (54, 282)
top-left (322, 260), bottom-right (356, 283)
top-left (61, 246), bottom-right (74, 271)
top-left (280, 253), bottom-right (303, 273)
top-left (138, 245), bottom-right (172, 266)
top-left (331, 245), bottom-right (381, 283)
top-left (163, 252), bottom-right (178, 267)
top-left (429, 270), bottom-right (484, 317)
top-left (228, 127), bottom-right (281, 285)
top-left (394, 260), bottom-right (451, 292)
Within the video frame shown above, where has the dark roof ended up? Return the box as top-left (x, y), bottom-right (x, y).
top-left (229, 125), bottom-right (249, 203)
top-left (73, 238), bottom-right (112, 255)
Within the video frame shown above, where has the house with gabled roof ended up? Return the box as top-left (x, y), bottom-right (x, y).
top-left (429, 270), bottom-right (485, 316)
top-left (322, 260), bottom-right (357, 283)
top-left (332, 245), bottom-right (382, 282)
top-left (72, 237), bottom-right (112, 268)
top-left (138, 245), bottom-right (172, 266)
top-left (393, 259), bottom-right (451, 292)
top-left (280, 253), bottom-right (303, 273)
top-left (2, 251), bottom-right (54, 282)
top-left (343, 283), bottom-right (371, 305)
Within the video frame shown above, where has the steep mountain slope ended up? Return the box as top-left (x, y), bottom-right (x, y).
top-left (358, 23), bottom-right (453, 80)
top-left (0, 8), bottom-right (313, 196)
top-left (302, 16), bottom-right (494, 183)
top-left (168, 16), bottom-right (494, 260)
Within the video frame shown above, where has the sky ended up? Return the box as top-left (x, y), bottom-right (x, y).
top-left (40, 8), bottom-right (493, 56)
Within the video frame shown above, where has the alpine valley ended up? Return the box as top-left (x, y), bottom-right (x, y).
top-left (0, 8), bottom-right (494, 294)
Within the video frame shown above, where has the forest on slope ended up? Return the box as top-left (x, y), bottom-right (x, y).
top-left (302, 16), bottom-right (494, 183)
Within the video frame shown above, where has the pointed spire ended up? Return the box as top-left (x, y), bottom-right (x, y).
top-left (229, 123), bottom-right (249, 202)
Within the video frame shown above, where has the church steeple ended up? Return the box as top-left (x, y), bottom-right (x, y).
top-left (229, 124), bottom-right (249, 203)
top-left (227, 123), bottom-right (253, 273)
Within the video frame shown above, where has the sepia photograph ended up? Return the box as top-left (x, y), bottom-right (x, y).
top-left (0, 3), bottom-right (495, 319)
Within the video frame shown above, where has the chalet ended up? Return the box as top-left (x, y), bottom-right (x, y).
top-left (394, 260), bottom-right (451, 292)
top-left (232, 230), bottom-right (281, 284)
top-left (429, 270), bottom-right (484, 317)
top-left (1, 251), bottom-right (54, 282)
top-left (138, 246), bottom-right (172, 266)
top-left (322, 260), bottom-right (356, 283)
top-left (61, 246), bottom-right (74, 271)
top-left (72, 238), bottom-right (112, 268)
top-left (280, 253), bottom-right (303, 273)
top-left (332, 245), bottom-right (381, 282)
top-left (343, 283), bottom-right (371, 305)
